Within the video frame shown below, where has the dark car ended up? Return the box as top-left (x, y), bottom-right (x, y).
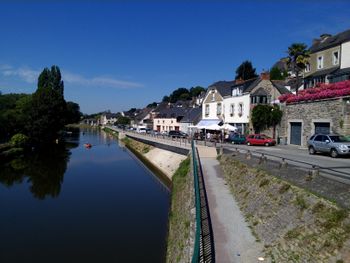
top-left (246, 134), bottom-right (276, 146)
top-left (168, 130), bottom-right (188, 138)
top-left (307, 134), bottom-right (350, 158)
top-left (229, 134), bottom-right (246, 144)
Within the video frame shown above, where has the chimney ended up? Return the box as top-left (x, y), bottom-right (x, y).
top-left (235, 78), bottom-right (245, 84)
top-left (260, 71), bottom-right (270, 80)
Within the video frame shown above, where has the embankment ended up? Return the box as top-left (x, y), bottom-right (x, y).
top-left (118, 135), bottom-right (195, 263)
top-left (219, 154), bottom-right (350, 262)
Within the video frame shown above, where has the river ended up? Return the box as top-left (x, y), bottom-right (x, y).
top-left (0, 128), bottom-right (170, 263)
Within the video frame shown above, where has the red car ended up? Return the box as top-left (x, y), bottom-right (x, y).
top-left (246, 134), bottom-right (276, 146)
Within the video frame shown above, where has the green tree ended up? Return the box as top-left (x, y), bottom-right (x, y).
top-left (235, 60), bottom-right (258, 80)
top-left (286, 43), bottom-right (310, 94)
top-left (162, 95), bottom-right (170, 102)
top-left (169, 88), bottom-right (190, 103)
top-left (270, 66), bottom-right (287, 80)
top-left (189, 86), bottom-right (206, 97)
top-left (117, 116), bottom-right (130, 125)
top-left (251, 104), bottom-right (282, 136)
top-left (147, 102), bottom-right (158, 108)
top-left (65, 101), bottom-right (82, 124)
top-left (26, 66), bottom-right (67, 143)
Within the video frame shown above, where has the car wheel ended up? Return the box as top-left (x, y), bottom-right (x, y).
top-left (232, 141), bottom-right (235, 144)
top-left (330, 148), bottom-right (338, 158)
top-left (308, 146), bottom-right (315, 155)
top-left (247, 142), bottom-right (251, 146)
top-left (265, 142), bottom-right (269, 147)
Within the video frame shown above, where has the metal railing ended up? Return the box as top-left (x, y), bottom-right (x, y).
top-left (191, 141), bottom-right (215, 263)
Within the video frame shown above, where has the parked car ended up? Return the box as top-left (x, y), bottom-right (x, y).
top-left (307, 134), bottom-right (350, 158)
top-left (229, 134), bottom-right (246, 144)
top-left (246, 134), bottom-right (276, 146)
top-left (138, 128), bottom-right (147, 133)
top-left (168, 130), bottom-right (188, 138)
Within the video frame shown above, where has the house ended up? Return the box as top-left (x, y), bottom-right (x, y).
top-left (179, 107), bottom-right (202, 134)
top-left (200, 73), bottom-right (291, 135)
top-left (134, 107), bottom-right (153, 129)
top-left (153, 107), bottom-right (187, 132)
top-left (304, 29), bottom-right (350, 88)
top-left (100, 113), bottom-right (119, 125)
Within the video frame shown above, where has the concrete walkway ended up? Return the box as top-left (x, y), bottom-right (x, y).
top-left (198, 148), bottom-right (264, 262)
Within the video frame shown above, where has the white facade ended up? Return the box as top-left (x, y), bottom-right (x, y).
top-left (223, 94), bottom-right (250, 124)
top-left (341, 41), bottom-right (350, 69)
top-left (153, 118), bottom-right (180, 132)
top-left (202, 89), bottom-right (223, 120)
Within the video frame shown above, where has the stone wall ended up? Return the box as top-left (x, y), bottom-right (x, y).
top-left (280, 97), bottom-right (350, 146)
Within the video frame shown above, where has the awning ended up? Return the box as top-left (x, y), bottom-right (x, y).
top-left (195, 119), bottom-right (221, 129)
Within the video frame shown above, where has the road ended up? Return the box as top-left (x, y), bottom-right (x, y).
top-left (222, 143), bottom-right (350, 183)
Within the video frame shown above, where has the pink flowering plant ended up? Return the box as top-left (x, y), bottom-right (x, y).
top-left (279, 80), bottom-right (350, 104)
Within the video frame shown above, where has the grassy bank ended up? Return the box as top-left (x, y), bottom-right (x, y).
top-left (219, 154), bottom-right (350, 262)
top-left (102, 127), bottom-right (119, 138)
top-left (166, 157), bottom-right (195, 263)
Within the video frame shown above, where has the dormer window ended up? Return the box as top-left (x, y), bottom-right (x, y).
top-left (333, 51), bottom-right (339, 65)
top-left (211, 91), bottom-right (215, 102)
top-left (205, 104), bottom-right (210, 116)
top-left (317, 55), bottom-right (324, 69)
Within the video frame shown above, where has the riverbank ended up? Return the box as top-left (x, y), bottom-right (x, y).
top-left (219, 154), bottom-right (350, 262)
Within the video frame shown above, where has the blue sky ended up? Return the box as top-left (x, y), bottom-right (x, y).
top-left (1, 1), bottom-right (350, 114)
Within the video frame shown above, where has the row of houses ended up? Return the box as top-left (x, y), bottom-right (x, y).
top-left (100, 28), bottom-right (350, 147)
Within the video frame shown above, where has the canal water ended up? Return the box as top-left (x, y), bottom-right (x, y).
top-left (0, 128), bottom-right (170, 263)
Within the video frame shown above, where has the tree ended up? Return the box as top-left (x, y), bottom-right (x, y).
top-left (189, 86), bottom-right (205, 97)
top-left (117, 116), bottom-right (130, 125)
top-left (26, 66), bottom-right (67, 143)
top-left (235, 60), bottom-right (258, 80)
top-left (286, 43), bottom-right (310, 94)
top-left (251, 104), bottom-right (282, 136)
top-left (270, 66), bottom-right (287, 80)
top-left (162, 95), bottom-right (170, 102)
top-left (65, 101), bottom-right (82, 124)
top-left (147, 102), bottom-right (158, 108)
top-left (169, 88), bottom-right (190, 103)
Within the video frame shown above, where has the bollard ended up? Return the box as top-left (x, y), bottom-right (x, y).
top-left (246, 150), bottom-right (252, 160)
top-left (220, 146), bottom-right (223, 155)
top-left (258, 153), bottom-right (267, 164)
top-left (279, 158), bottom-right (288, 169)
top-left (309, 165), bottom-right (319, 178)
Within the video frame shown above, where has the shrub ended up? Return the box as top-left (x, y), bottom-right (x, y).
top-left (10, 133), bottom-right (29, 147)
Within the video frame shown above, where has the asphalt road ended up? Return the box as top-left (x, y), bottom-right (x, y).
top-left (222, 143), bottom-right (350, 183)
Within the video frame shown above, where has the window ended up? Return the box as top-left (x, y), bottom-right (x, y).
top-left (230, 104), bottom-right (234, 116)
top-left (217, 103), bottom-right (222, 115)
top-left (211, 91), bottom-right (215, 102)
top-left (333, 51), bottom-right (339, 65)
top-left (171, 120), bottom-right (173, 124)
top-left (317, 55), bottom-right (324, 69)
top-left (205, 104), bottom-right (210, 116)
top-left (238, 103), bottom-right (243, 117)
top-left (305, 63), bottom-right (311, 72)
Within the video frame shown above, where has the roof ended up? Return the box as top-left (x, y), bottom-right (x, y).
top-left (304, 67), bottom-right (339, 78)
top-left (328, 67), bottom-right (350, 78)
top-left (271, 80), bottom-right (292, 94)
top-left (134, 107), bottom-right (152, 121)
top-left (232, 78), bottom-right (261, 93)
top-left (180, 107), bottom-right (202, 124)
top-left (310, 29), bottom-right (350, 53)
top-left (155, 107), bottom-right (187, 119)
top-left (251, 87), bottom-right (268, 96)
top-left (208, 80), bottom-right (235, 97)
top-left (104, 113), bottom-right (119, 119)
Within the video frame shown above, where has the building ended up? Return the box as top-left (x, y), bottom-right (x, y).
top-left (179, 107), bottom-right (202, 134)
top-left (153, 107), bottom-right (187, 133)
top-left (100, 113), bottom-right (119, 125)
top-left (304, 29), bottom-right (350, 88)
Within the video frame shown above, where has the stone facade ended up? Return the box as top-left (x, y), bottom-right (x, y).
top-left (280, 96), bottom-right (350, 146)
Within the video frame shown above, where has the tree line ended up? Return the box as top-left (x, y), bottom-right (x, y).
top-left (0, 65), bottom-right (82, 145)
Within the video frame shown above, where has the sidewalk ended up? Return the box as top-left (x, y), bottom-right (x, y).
top-left (198, 146), bottom-right (264, 262)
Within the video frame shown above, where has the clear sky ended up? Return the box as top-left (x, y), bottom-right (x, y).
top-left (1, 0), bottom-right (350, 114)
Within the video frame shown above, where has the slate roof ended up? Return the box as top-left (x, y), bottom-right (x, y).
top-left (328, 67), bottom-right (350, 78)
top-left (155, 107), bottom-right (187, 119)
top-left (271, 80), bottom-right (292, 94)
top-left (251, 87), bottom-right (268, 96)
top-left (304, 67), bottom-right (339, 78)
top-left (180, 107), bottom-right (202, 124)
top-left (310, 29), bottom-right (350, 53)
top-left (134, 107), bottom-right (152, 121)
top-left (240, 78), bottom-right (261, 93)
top-left (208, 80), bottom-right (235, 97)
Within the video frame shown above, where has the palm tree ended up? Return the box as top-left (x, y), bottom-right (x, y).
top-left (286, 43), bottom-right (310, 94)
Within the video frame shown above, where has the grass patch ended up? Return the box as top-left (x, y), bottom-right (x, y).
top-left (295, 195), bottom-right (308, 210)
top-left (259, 178), bottom-right (270, 187)
top-left (279, 183), bottom-right (291, 194)
top-left (321, 208), bottom-right (348, 229)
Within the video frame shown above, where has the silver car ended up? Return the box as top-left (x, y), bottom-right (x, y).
top-left (307, 134), bottom-right (350, 158)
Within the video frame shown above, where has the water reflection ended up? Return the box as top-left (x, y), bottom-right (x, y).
top-left (0, 136), bottom-right (78, 200)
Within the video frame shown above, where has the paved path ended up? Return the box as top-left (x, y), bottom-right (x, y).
top-left (198, 150), bottom-right (264, 262)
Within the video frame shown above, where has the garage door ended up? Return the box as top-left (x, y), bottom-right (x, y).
top-left (290, 122), bottom-right (302, 145)
top-left (314, 122), bottom-right (330, 134)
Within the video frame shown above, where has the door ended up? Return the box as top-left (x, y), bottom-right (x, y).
top-left (290, 122), bottom-right (302, 145)
top-left (175, 126), bottom-right (180, 131)
top-left (156, 125), bottom-right (161, 132)
top-left (314, 122), bottom-right (330, 134)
